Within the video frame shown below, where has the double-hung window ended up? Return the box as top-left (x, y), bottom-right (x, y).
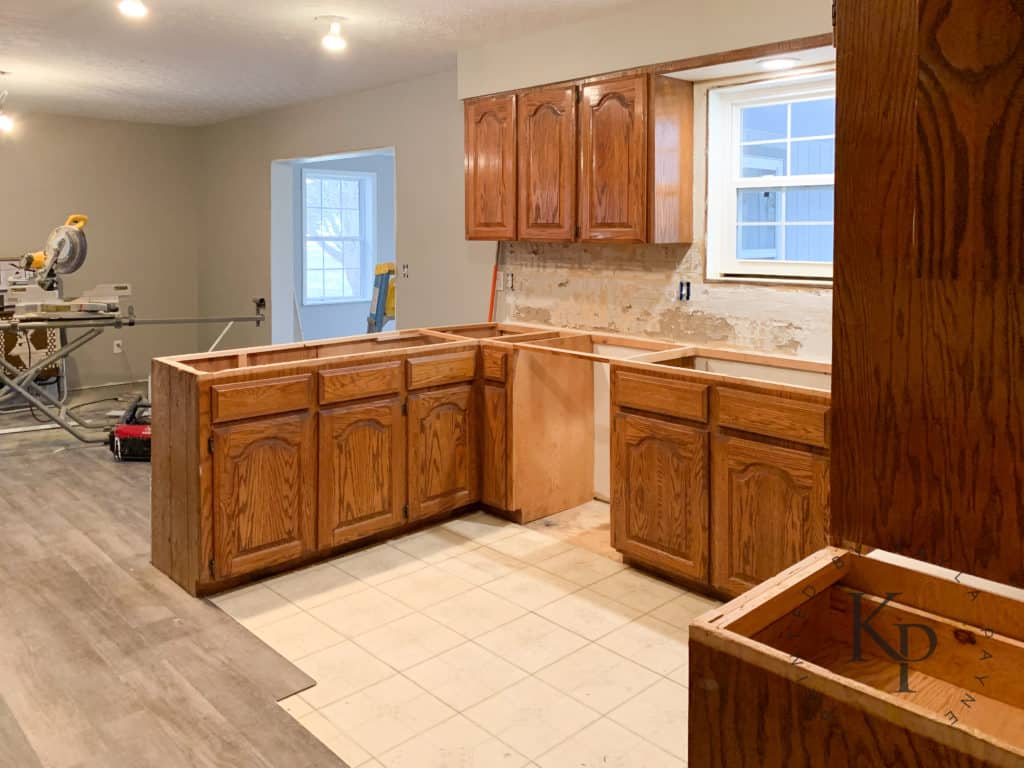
top-left (707, 72), bottom-right (835, 281)
top-left (302, 170), bottom-right (376, 304)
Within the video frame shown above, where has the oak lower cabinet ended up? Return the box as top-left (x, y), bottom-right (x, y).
top-left (407, 384), bottom-right (479, 521)
top-left (612, 411), bottom-right (710, 583)
top-left (212, 411), bottom-right (317, 579)
top-left (710, 434), bottom-right (829, 598)
top-left (480, 382), bottom-right (509, 509)
top-left (318, 397), bottom-right (406, 550)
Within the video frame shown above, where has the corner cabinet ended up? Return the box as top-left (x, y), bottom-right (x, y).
top-left (212, 411), bottom-right (317, 579)
top-left (518, 86), bottom-right (577, 242)
top-left (464, 94), bottom-right (517, 240)
top-left (318, 398), bottom-right (406, 549)
top-left (612, 411), bottom-right (710, 582)
top-left (579, 76), bottom-right (648, 242)
top-left (408, 384), bottom-right (479, 521)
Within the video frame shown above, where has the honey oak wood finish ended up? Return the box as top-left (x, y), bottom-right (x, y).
top-left (407, 384), bottom-right (479, 521)
top-left (649, 74), bottom-right (694, 244)
top-left (318, 398), bottom-right (406, 549)
top-left (211, 412), bottom-right (316, 579)
top-left (211, 375), bottom-right (313, 423)
top-left (578, 75), bottom-right (648, 242)
top-left (517, 85), bottom-right (577, 241)
top-left (319, 360), bottom-right (403, 405)
top-left (612, 411), bottom-right (709, 583)
top-left (464, 94), bottom-right (517, 240)
top-left (407, 350), bottom-right (477, 390)
top-left (711, 434), bottom-right (830, 598)
top-left (833, 0), bottom-right (1024, 585)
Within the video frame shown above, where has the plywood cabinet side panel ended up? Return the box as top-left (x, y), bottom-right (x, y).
top-left (650, 75), bottom-right (694, 244)
top-left (465, 95), bottom-right (517, 240)
top-left (579, 75), bottom-right (648, 242)
top-left (517, 85), bottom-right (577, 242)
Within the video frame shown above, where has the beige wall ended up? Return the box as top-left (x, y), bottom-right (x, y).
top-left (197, 69), bottom-right (496, 349)
top-left (0, 115), bottom-right (201, 389)
top-left (457, 0), bottom-right (831, 98)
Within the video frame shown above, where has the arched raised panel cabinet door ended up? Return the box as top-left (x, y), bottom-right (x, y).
top-left (611, 411), bottom-right (709, 582)
top-left (408, 384), bottom-right (479, 520)
top-left (518, 86), bottom-right (577, 242)
top-left (212, 411), bottom-right (316, 578)
top-left (318, 397), bottom-right (406, 550)
top-left (711, 434), bottom-right (830, 598)
top-left (464, 94), bottom-right (517, 240)
top-left (579, 75), bottom-right (648, 243)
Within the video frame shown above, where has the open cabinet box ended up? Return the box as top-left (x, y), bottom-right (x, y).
top-left (689, 547), bottom-right (1024, 766)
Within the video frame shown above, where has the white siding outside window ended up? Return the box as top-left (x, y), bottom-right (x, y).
top-left (301, 170), bottom-right (376, 304)
top-left (706, 72), bottom-right (836, 281)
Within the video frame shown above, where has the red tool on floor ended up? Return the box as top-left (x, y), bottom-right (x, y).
top-left (108, 397), bottom-right (151, 461)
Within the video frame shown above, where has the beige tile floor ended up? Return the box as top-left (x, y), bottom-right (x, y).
top-left (212, 509), bottom-right (722, 768)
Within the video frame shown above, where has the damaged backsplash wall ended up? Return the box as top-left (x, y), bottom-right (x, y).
top-left (495, 240), bottom-right (833, 361)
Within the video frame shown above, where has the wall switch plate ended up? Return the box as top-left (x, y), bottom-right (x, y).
top-left (112, 339), bottom-right (124, 354)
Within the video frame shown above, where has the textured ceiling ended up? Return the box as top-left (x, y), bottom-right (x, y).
top-left (1, 0), bottom-right (634, 126)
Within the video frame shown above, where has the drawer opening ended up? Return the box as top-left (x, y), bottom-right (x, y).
top-left (721, 552), bottom-right (1024, 753)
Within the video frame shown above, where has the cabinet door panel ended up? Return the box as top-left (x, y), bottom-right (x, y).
top-left (612, 411), bottom-right (709, 582)
top-left (465, 95), bottom-right (517, 240)
top-left (518, 86), bottom-right (577, 241)
top-left (408, 384), bottom-right (478, 520)
top-left (481, 383), bottom-right (508, 509)
top-left (712, 435), bottom-right (830, 597)
top-left (213, 412), bottom-right (316, 578)
top-left (579, 76), bottom-right (647, 242)
top-left (319, 398), bottom-right (405, 549)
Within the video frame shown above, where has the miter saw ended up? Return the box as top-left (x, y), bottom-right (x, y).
top-left (1, 214), bottom-right (131, 319)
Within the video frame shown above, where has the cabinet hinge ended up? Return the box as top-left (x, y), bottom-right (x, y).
top-left (208, 436), bottom-right (214, 454)
top-left (831, 0), bottom-right (836, 29)
top-left (208, 559), bottom-right (215, 578)
top-left (402, 400), bottom-right (408, 416)
top-left (403, 504), bottom-right (409, 520)
top-left (575, 224), bottom-right (581, 239)
top-left (575, 87), bottom-right (581, 104)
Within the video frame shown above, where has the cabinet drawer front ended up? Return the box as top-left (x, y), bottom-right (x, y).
top-left (613, 370), bottom-right (708, 422)
top-left (212, 374), bottom-right (313, 423)
top-left (319, 361), bottom-right (403, 405)
top-left (407, 351), bottom-right (477, 390)
top-left (717, 388), bottom-right (829, 448)
top-left (481, 347), bottom-right (508, 382)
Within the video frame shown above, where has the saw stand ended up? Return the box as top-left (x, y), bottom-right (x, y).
top-left (0, 299), bottom-right (266, 443)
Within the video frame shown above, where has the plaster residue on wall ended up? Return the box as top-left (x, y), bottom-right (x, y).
top-left (495, 241), bottom-right (833, 361)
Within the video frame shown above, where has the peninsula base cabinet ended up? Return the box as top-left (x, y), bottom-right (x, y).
top-left (611, 411), bottom-right (710, 584)
top-left (212, 411), bottom-right (317, 580)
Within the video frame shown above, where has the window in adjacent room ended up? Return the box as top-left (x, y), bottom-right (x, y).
top-left (706, 72), bottom-right (835, 281)
top-left (301, 170), bottom-right (376, 304)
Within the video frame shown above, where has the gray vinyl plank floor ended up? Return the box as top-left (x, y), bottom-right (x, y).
top-left (0, 425), bottom-right (347, 768)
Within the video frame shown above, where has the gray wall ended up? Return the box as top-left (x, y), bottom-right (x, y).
top-left (293, 152), bottom-right (395, 341)
top-left (0, 114), bottom-right (201, 389)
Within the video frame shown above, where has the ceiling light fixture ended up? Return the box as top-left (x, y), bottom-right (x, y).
top-left (759, 57), bottom-right (800, 71)
top-left (0, 89), bottom-right (13, 135)
top-left (317, 16), bottom-right (348, 53)
top-left (118, 0), bottom-right (149, 19)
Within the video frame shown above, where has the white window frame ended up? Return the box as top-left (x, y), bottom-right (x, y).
top-left (706, 71), bottom-right (836, 282)
top-left (301, 169), bottom-right (377, 305)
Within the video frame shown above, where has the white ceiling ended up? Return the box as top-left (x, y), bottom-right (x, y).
top-left (1, 0), bottom-right (635, 127)
top-left (667, 46), bottom-right (835, 81)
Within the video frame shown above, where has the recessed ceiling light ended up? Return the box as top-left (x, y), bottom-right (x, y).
top-left (0, 87), bottom-right (13, 135)
top-left (759, 58), bottom-right (800, 71)
top-left (118, 0), bottom-right (149, 19)
top-left (318, 16), bottom-right (348, 53)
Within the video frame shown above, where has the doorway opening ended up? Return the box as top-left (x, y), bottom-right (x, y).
top-left (271, 147), bottom-right (396, 343)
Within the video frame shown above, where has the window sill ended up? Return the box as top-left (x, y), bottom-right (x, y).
top-left (302, 297), bottom-right (372, 307)
top-left (704, 274), bottom-right (833, 289)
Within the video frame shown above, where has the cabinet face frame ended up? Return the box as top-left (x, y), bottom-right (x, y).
top-left (517, 85), bottom-right (578, 242)
top-left (464, 94), bottom-right (517, 240)
top-left (578, 75), bottom-right (649, 243)
top-left (211, 411), bottom-right (317, 578)
top-left (318, 397), bottom-right (406, 549)
top-left (612, 410), bottom-right (710, 582)
top-left (407, 383), bottom-right (479, 521)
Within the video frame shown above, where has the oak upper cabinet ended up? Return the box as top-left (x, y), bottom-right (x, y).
top-left (711, 434), bottom-right (829, 598)
top-left (517, 86), bottom-right (577, 241)
top-left (464, 94), bottom-right (517, 240)
top-left (408, 384), bottom-right (479, 520)
top-left (579, 75), bottom-right (648, 242)
top-left (212, 412), bottom-right (316, 579)
top-left (612, 411), bottom-right (710, 583)
top-left (318, 398), bottom-right (406, 550)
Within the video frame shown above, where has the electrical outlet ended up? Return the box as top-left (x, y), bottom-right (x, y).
top-left (504, 272), bottom-right (515, 291)
top-left (678, 281), bottom-right (692, 301)
top-left (112, 339), bottom-right (124, 354)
